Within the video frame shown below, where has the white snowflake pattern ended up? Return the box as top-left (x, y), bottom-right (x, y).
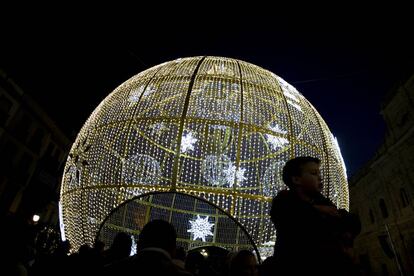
top-left (128, 86), bottom-right (145, 105)
top-left (277, 76), bottom-right (303, 112)
top-left (283, 90), bottom-right (299, 102)
top-left (223, 163), bottom-right (247, 187)
top-left (181, 131), bottom-right (197, 153)
top-left (150, 122), bottom-right (169, 136)
top-left (266, 135), bottom-right (290, 150)
top-left (187, 215), bottom-right (214, 242)
top-left (277, 76), bottom-right (301, 101)
top-left (67, 165), bottom-right (81, 187)
top-left (210, 125), bottom-right (228, 131)
top-left (207, 63), bottom-right (232, 75)
top-left (268, 123), bottom-right (287, 135)
top-left (143, 85), bottom-right (156, 96)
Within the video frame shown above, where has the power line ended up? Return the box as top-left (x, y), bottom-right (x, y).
top-left (127, 50), bottom-right (148, 68)
top-left (291, 70), bottom-right (368, 84)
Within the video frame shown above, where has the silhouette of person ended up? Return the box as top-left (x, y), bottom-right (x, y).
top-left (229, 249), bottom-right (258, 276)
top-left (104, 219), bottom-right (191, 275)
top-left (185, 250), bottom-right (205, 275)
top-left (172, 246), bottom-right (186, 269)
top-left (270, 156), bottom-right (360, 276)
top-left (102, 231), bottom-right (132, 266)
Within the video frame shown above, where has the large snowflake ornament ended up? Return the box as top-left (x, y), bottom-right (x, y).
top-left (187, 215), bottom-right (214, 242)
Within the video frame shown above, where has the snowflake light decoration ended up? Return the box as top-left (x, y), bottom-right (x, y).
top-left (266, 135), bottom-right (290, 150)
top-left (223, 163), bottom-right (247, 187)
top-left (128, 86), bottom-right (145, 104)
top-left (187, 215), bottom-right (214, 242)
top-left (181, 131), bottom-right (197, 153)
top-left (150, 122), bottom-right (169, 136)
top-left (65, 135), bottom-right (90, 186)
top-left (143, 85), bottom-right (156, 96)
top-left (268, 123), bottom-right (287, 135)
top-left (66, 165), bottom-right (80, 187)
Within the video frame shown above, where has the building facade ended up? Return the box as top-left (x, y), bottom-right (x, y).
top-left (350, 74), bottom-right (414, 275)
top-left (0, 69), bottom-right (70, 225)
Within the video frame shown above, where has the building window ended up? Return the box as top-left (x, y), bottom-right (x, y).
top-left (379, 199), bottom-right (389, 218)
top-left (369, 209), bottom-right (375, 224)
top-left (400, 188), bottom-right (410, 208)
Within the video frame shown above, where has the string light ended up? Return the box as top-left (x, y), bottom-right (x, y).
top-left (60, 56), bottom-right (349, 252)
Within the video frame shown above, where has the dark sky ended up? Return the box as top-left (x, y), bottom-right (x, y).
top-left (1, 7), bottom-right (413, 177)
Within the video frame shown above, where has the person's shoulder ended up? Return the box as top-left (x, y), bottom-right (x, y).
top-left (278, 189), bottom-right (290, 196)
top-left (273, 189), bottom-right (294, 203)
top-left (313, 192), bottom-right (335, 206)
top-left (271, 189), bottom-right (295, 210)
top-left (275, 189), bottom-right (291, 199)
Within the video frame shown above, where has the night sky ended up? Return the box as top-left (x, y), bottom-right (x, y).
top-left (1, 7), bottom-right (413, 177)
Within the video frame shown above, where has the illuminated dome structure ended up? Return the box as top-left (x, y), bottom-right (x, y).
top-left (97, 192), bottom-right (258, 256)
top-left (59, 56), bottom-right (349, 257)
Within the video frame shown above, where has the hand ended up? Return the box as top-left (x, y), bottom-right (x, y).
top-left (313, 205), bottom-right (341, 217)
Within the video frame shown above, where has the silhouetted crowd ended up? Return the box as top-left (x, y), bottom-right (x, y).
top-left (2, 217), bottom-right (263, 276)
top-left (2, 157), bottom-right (362, 275)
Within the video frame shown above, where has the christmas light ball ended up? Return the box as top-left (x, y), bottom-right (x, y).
top-left (59, 56), bottom-right (348, 255)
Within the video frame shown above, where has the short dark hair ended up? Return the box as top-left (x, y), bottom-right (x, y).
top-left (137, 219), bottom-right (177, 254)
top-left (282, 156), bottom-right (321, 187)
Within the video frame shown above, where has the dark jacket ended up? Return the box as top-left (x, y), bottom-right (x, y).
top-left (104, 248), bottom-right (192, 276)
top-left (270, 190), bottom-right (360, 275)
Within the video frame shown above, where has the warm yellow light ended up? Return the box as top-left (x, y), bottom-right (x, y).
top-left (201, 248), bottom-right (208, 257)
top-left (60, 57), bottom-right (349, 256)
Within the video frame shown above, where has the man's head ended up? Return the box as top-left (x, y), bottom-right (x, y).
top-left (110, 232), bottom-right (132, 258)
top-left (229, 249), bottom-right (258, 276)
top-left (137, 219), bottom-right (177, 256)
top-left (282, 156), bottom-right (322, 194)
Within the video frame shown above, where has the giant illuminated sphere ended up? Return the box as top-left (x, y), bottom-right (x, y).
top-left (59, 56), bottom-right (349, 255)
